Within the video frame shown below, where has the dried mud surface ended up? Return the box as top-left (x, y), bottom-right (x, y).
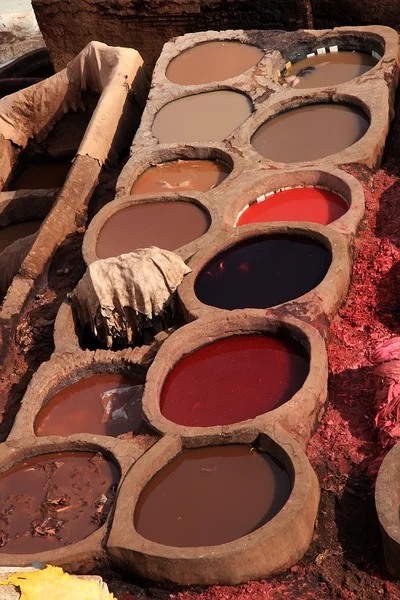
top-left (1, 92), bottom-right (400, 600)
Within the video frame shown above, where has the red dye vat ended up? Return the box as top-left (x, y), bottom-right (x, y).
top-left (237, 187), bottom-right (349, 226)
top-left (160, 334), bottom-right (309, 427)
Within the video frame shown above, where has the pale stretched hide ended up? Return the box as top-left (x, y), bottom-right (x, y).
top-left (0, 232), bottom-right (37, 298)
top-left (70, 247), bottom-right (191, 349)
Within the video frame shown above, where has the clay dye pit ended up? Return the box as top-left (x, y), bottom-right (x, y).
top-left (284, 51), bottom-right (378, 89)
top-left (35, 374), bottom-right (144, 438)
top-left (195, 235), bottom-right (331, 310)
top-left (7, 160), bottom-right (72, 191)
top-left (166, 41), bottom-right (263, 85)
top-left (236, 187), bottom-right (349, 226)
top-left (0, 220), bottom-right (42, 254)
top-left (134, 444), bottom-right (291, 547)
top-left (251, 104), bottom-right (369, 162)
top-left (160, 334), bottom-right (309, 427)
top-left (152, 91), bottom-right (252, 143)
top-left (0, 451), bottom-right (119, 554)
top-left (96, 201), bottom-right (210, 257)
top-left (131, 160), bottom-right (231, 194)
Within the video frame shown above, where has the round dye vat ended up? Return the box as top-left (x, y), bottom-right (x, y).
top-left (195, 235), bottom-right (331, 310)
top-left (134, 444), bottom-right (291, 547)
top-left (96, 201), bottom-right (210, 258)
top-left (0, 451), bottom-right (119, 554)
top-left (251, 104), bottom-right (369, 163)
top-left (0, 220), bottom-right (42, 254)
top-left (131, 159), bottom-right (231, 194)
top-left (161, 334), bottom-right (309, 427)
top-left (237, 187), bottom-right (349, 226)
top-left (152, 91), bottom-right (252, 143)
top-left (9, 160), bottom-right (72, 190)
top-left (285, 51), bottom-right (378, 89)
top-left (35, 374), bottom-right (144, 438)
top-left (166, 41), bottom-right (263, 85)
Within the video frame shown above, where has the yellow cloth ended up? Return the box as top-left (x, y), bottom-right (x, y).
top-left (0, 565), bottom-right (115, 600)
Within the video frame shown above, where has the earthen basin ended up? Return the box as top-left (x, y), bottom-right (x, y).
top-left (280, 33), bottom-right (384, 89)
top-left (283, 51), bottom-right (379, 89)
top-left (142, 312), bottom-right (328, 447)
top-left (131, 159), bottom-right (231, 194)
top-left (83, 194), bottom-right (217, 266)
top-left (152, 90), bottom-right (253, 143)
top-left (107, 426), bottom-right (320, 586)
top-left (375, 442), bottom-right (400, 578)
top-left (221, 167), bottom-right (365, 237)
top-left (178, 223), bottom-right (351, 323)
top-left (116, 146), bottom-right (235, 199)
top-left (0, 220), bottom-right (42, 254)
top-left (7, 350), bottom-right (158, 454)
top-left (166, 40), bottom-right (264, 85)
top-left (251, 103), bottom-right (370, 163)
top-left (0, 439), bottom-right (123, 572)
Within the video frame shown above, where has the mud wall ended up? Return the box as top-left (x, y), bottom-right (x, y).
top-left (32, 0), bottom-right (400, 73)
top-left (311, 0), bottom-right (400, 31)
top-left (31, 0), bottom-right (313, 71)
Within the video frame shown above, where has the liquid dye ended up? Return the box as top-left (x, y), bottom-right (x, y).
top-left (9, 160), bottom-right (72, 190)
top-left (0, 452), bottom-right (119, 554)
top-left (131, 159), bottom-right (230, 194)
top-left (0, 220), bottom-right (42, 254)
top-left (96, 201), bottom-right (210, 258)
top-left (167, 41), bottom-right (263, 85)
top-left (161, 334), bottom-right (309, 427)
top-left (237, 187), bottom-right (349, 226)
top-left (134, 444), bottom-right (291, 547)
top-left (152, 91), bottom-right (252, 143)
top-left (251, 104), bottom-right (369, 162)
top-left (195, 235), bottom-right (331, 310)
top-left (35, 374), bottom-right (144, 438)
top-left (285, 51), bottom-right (378, 89)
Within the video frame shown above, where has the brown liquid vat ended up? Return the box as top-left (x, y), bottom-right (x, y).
top-left (0, 451), bottom-right (119, 555)
top-left (34, 373), bottom-right (145, 438)
top-left (7, 160), bottom-right (72, 191)
top-left (284, 51), bottom-right (378, 89)
top-left (134, 444), bottom-right (292, 548)
top-left (96, 201), bottom-right (210, 259)
top-left (131, 159), bottom-right (231, 194)
top-left (0, 439), bottom-right (126, 572)
top-left (251, 103), bottom-right (370, 163)
top-left (166, 41), bottom-right (263, 85)
top-left (7, 349), bottom-right (158, 455)
top-left (107, 426), bottom-right (320, 586)
top-left (152, 91), bottom-right (253, 143)
top-left (117, 146), bottom-right (235, 199)
top-left (83, 194), bottom-right (219, 266)
top-left (0, 220), bottom-right (42, 254)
